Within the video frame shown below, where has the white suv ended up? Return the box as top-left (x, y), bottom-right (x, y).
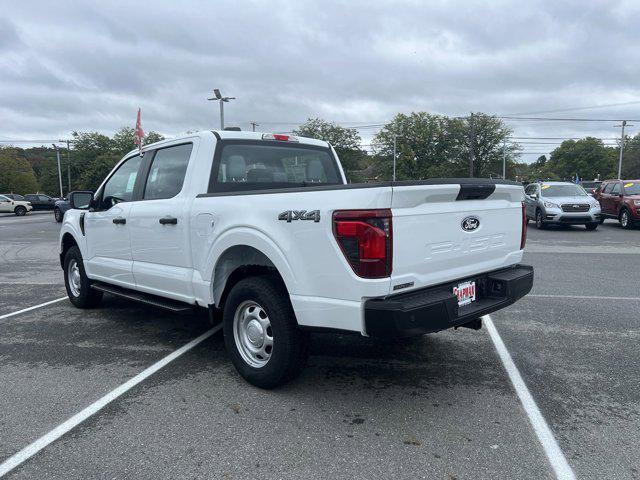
top-left (0, 195), bottom-right (32, 216)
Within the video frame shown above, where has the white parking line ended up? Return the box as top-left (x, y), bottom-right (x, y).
top-left (0, 297), bottom-right (67, 321)
top-left (529, 294), bottom-right (640, 301)
top-left (484, 315), bottom-right (576, 480)
top-left (0, 324), bottom-right (222, 477)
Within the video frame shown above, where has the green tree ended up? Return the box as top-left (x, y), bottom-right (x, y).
top-left (293, 118), bottom-right (366, 177)
top-left (546, 137), bottom-right (616, 181)
top-left (621, 133), bottom-right (640, 179)
top-left (111, 127), bottom-right (165, 156)
top-left (0, 147), bottom-right (39, 194)
top-left (372, 112), bottom-right (518, 180)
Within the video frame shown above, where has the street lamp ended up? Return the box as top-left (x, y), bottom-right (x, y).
top-left (207, 88), bottom-right (236, 130)
top-left (52, 144), bottom-right (63, 198)
top-left (392, 134), bottom-right (403, 182)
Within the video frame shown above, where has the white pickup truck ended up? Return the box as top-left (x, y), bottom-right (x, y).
top-left (59, 130), bottom-right (533, 388)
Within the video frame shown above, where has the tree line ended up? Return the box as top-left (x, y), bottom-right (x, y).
top-left (2, 113), bottom-right (639, 196)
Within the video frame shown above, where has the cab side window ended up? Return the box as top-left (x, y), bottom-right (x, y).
top-left (143, 143), bottom-right (193, 200)
top-left (101, 155), bottom-right (143, 209)
top-left (602, 183), bottom-right (613, 194)
top-left (611, 183), bottom-right (621, 195)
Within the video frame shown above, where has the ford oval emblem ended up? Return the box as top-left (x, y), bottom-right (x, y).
top-left (461, 216), bottom-right (480, 232)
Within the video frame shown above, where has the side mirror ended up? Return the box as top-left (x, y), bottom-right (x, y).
top-left (69, 191), bottom-right (94, 210)
top-left (530, 193), bottom-right (538, 199)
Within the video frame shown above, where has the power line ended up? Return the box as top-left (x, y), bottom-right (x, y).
top-left (502, 100), bottom-right (640, 116)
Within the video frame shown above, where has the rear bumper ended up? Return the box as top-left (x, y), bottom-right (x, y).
top-left (364, 264), bottom-right (534, 337)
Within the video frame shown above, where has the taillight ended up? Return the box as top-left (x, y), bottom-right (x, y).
top-left (520, 201), bottom-right (527, 249)
top-left (333, 209), bottom-right (392, 278)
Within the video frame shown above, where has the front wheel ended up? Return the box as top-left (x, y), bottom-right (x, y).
top-left (14, 206), bottom-right (27, 216)
top-left (63, 246), bottom-right (103, 308)
top-left (585, 223), bottom-right (598, 231)
top-left (535, 210), bottom-right (546, 229)
top-left (223, 275), bottom-right (308, 389)
top-left (54, 207), bottom-right (63, 223)
top-left (620, 210), bottom-right (633, 229)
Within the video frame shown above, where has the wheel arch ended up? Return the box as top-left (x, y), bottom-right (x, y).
top-left (59, 232), bottom-right (79, 268)
top-left (212, 245), bottom-right (290, 311)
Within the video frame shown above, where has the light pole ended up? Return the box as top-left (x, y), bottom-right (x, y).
top-left (392, 134), bottom-right (402, 182)
top-left (207, 88), bottom-right (236, 130)
top-left (250, 122), bottom-right (259, 132)
top-left (60, 139), bottom-right (72, 194)
top-left (52, 144), bottom-right (63, 198)
top-left (502, 139), bottom-right (507, 179)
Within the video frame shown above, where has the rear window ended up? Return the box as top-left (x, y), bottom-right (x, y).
top-left (209, 141), bottom-right (341, 193)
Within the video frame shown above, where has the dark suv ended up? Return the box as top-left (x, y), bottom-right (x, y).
top-left (594, 180), bottom-right (640, 229)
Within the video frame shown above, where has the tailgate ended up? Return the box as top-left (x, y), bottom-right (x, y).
top-left (390, 180), bottom-right (525, 294)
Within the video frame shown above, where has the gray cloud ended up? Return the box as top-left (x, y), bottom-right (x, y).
top-left (1, 0), bottom-right (639, 159)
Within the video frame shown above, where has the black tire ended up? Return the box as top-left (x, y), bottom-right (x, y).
top-left (535, 210), bottom-right (546, 229)
top-left (619, 209), bottom-right (633, 230)
top-left (63, 246), bottom-right (103, 308)
top-left (54, 207), bottom-right (63, 223)
top-left (223, 275), bottom-right (308, 389)
top-left (585, 223), bottom-right (598, 231)
top-left (14, 206), bottom-right (27, 216)
top-left (599, 216), bottom-right (605, 224)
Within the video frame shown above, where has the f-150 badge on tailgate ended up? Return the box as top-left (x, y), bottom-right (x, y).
top-left (278, 210), bottom-right (320, 223)
top-left (461, 216), bottom-right (480, 231)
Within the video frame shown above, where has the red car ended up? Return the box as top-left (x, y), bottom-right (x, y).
top-left (594, 180), bottom-right (640, 229)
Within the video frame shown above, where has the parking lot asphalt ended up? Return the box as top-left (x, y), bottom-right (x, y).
top-left (0, 215), bottom-right (638, 479)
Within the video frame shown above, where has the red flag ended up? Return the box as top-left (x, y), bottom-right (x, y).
top-left (134, 108), bottom-right (144, 152)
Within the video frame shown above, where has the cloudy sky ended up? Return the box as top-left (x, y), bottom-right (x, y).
top-left (1, 0), bottom-right (639, 160)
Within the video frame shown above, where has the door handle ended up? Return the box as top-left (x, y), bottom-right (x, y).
top-left (112, 217), bottom-right (126, 225)
top-left (159, 216), bottom-right (178, 225)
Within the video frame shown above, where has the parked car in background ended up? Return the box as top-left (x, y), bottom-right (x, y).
top-left (580, 180), bottom-right (602, 196)
top-left (1, 193), bottom-right (26, 201)
top-left (0, 194), bottom-right (33, 216)
top-left (594, 180), bottom-right (640, 229)
top-left (24, 194), bottom-right (61, 210)
top-left (524, 181), bottom-right (601, 230)
top-left (54, 198), bottom-right (71, 222)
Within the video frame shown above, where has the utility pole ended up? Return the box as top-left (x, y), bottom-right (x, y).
top-left (250, 122), bottom-right (259, 132)
top-left (615, 120), bottom-right (633, 179)
top-left (502, 139), bottom-right (507, 179)
top-left (469, 113), bottom-right (475, 178)
top-left (207, 88), bottom-right (236, 130)
top-left (52, 144), bottom-right (63, 198)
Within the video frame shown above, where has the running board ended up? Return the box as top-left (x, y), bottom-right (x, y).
top-left (91, 282), bottom-right (194, 313)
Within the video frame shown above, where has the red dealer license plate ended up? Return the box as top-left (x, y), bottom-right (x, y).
top-left (453, 280), bottom-right (476, 307)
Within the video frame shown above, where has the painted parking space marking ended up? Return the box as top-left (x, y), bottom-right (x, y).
top-left (528, 294), bottom-right (640, 301)
top-left (0, 297), bottom-right (67, 321)
top-left (0, 323), bottom-right (222, 477)
top-left (484, 315), bottom-right (576, 480)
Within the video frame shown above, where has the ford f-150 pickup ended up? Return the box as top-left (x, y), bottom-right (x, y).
top-left (59, 130), bottom-right (533, 388)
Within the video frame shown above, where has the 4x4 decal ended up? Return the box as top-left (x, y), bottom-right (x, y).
top-left (278, 210), bottom-right (320, 223)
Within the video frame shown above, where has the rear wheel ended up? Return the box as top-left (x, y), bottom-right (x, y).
top-left (63, 246), bottom-right (103, 308)
top-left (585, 223), bottom-right (598, 231)
top-left (619, 209), bottom-right (633, 229)
top-left (535, 210), bottom-right (546, 229)
top-left (599, 216), bottom-right (605, 224)
top-left (54, 207), bottom-right (63, 222)
top-left (223, 275), bottom-right (308, 389)
top-left (14, 206), bottom-right (27, 216)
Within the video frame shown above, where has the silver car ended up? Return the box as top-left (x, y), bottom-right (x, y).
top-left (524, 181), bottom-right (601, 230)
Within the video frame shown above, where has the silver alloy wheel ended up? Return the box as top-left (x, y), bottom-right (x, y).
top-left (68, 259), bottom-right (82, 297)
top-left (536, 211), bottom-right (543, 228)
top-left (233, 300), bottom-right (273, 368)
top-left (55, 209), bottom-right (61, 222)
top-left (621, 211), bottom-right (629, 228)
